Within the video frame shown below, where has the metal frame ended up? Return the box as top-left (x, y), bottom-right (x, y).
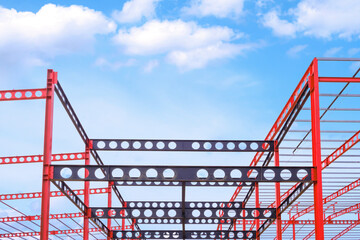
top-left (1, 58), bottom-right (360, 239)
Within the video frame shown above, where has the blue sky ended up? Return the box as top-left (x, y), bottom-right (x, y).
top-left (0, 0), bottom-right (360, 238)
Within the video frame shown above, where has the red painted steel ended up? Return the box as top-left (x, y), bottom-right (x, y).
top-left (222, 60), bottom-right (311, 233)
top-left (0, 212), bottom-right (83, 222)
top-left (0, 187), bottom-right (109, 200)
top-left (332, 220), bottom-right (360, 240)
top-left (255, 182), bottom-right (260, 240)
top-left (327, 203), bottom-right (360, 221)
top-left (309, 58), bottom-right (325, 239)
top-left (108, 181), bottom-right (113, 240)
top-left (84, 143), bottom-right (90, 240)
top-left (319, 77), bottom-right (360, 82)
top-left (0, 88), bottom-right (47, 101)
top-left (0, 225), bottom-right (133, 238)
top-left (274, 142), bottom-right (282, 240)
top-left (321, 130), bottom-right (360, 169)
top-left (40, 69), bottom-right (57, 240)
top-left (0, 152), bottom-right (85, 165)
top-left (304, 203), bottom-right (360, 239)
top-left (292, 221), bottom-right (295, 240)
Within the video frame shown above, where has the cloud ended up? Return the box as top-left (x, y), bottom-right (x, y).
top-left (182, 0), bottom-right (245, 18)
top-left (112, 0), bottom-right (160, 23)
top-left (287, 44), bottom-right (307, 57)
top-left (167, 42), bottom-right (255, 70)
top-left (113, 19), bottom-right (254, 70)
top-left (144, 59), bottom-right (159, 72)
top-left (94, 57), bottom-right (136, 70)
top-left (262, 0), bottom-right (360, 39)
top-left (262, 10), bottom-right (296, 37)
top-left (348, 48), bottom-right (360, 56)
top-left (0, 4), bottom-right (116, 67)
top-left (324, 47), bottom-right (342, 57)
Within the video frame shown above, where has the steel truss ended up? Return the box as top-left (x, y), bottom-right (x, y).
top-left (1, 58), bottom-right (360, 239)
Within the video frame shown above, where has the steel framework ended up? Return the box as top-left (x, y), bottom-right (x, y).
top-left (0, 58), bottom-right (359, 239)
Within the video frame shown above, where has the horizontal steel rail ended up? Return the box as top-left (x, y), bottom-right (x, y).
top-left (91, 139), bottom-right (274, 152)
top-left (52, 165), bottom-right (313, 182)
top-left (113, 230), bottom-right (256, 239)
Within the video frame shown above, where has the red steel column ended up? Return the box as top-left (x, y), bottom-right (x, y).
top-left (310, 58), bottom-right (325, 239)
top-left (107, 181), bottom-right (113, 240)
top-left (84, 141), bottom-right (91, 240)
top-left (255, 182), bottom-right (260, 240)
top-left (40, 69), bottom-right (57, 240)
top-left (292, 221), bottom-right (295, 239)
top-left (275, 141), bottom-right (282, 240)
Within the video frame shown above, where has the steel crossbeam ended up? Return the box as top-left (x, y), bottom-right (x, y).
top-left (92, 139), bottom-right (274, 152)
top-left (52, 165), bottom-right (313, 182)
top-left (113, 230), bottom-right (257, 239)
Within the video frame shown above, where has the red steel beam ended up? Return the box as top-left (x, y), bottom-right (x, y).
top-left (321, 130), bottom-right (360, 169)
top-left (0, 152), bottom-right (85, 165)
top-left (304, 203), bottom-right (360, 239)
top-left (327, 203), bottom-right (360, 221)
top-left (309, 58), bottom-right (324, 239)
top-left (0, 212), bottom-right (83, 223)
top-left (332, 220), bottom-right (360, 240)
top-left (319, 77), bottom-right (360, 83)
top-left (84, 142), bottom-right (91, 240)
top-left (274, 142), bottom-right (282, 240)
top-left (40, 69), bottom-right (57, 240)
top-left (222, 63), bottom-right (312, 233)
top-left (0, 88), bottom-right (47, 101)
top-left (0, 225), bottom-right (133, 238)
top-left (0, 187), bottom-right (110, 201)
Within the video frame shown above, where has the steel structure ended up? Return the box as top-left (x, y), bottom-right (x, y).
top-left (0, 58), bottom-right (359, 239)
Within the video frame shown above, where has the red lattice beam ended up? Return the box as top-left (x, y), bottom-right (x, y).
top-left (0, 225), bottom-right (133, 238)
top-left (0, 89), bottom-right (46, 101)
top-left (0, 152), bottom-right (85, 165)
top-left (332, 220), bottom-right (360, 240)
top-left (0, 212), bottom-right (83, 223)
top-left (321, 130), bottom-right (360, 169)
top-left (0, 187), bottom-right (109, 200)
top-left (327, 203), bottom-right (360, 221)
top-left (303, 203), bottom-right (360, 239)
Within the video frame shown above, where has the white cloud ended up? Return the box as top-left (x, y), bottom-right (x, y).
top-left (348, 48), bottom-right (360, 56)
top-left (112, 0), bottom-right (159, 23)
top-left (262, 10), bottom-right (296, 37)
top-left (287, 44), bottom-right (307, 57)
top-left (324, 47), bottom-right (342, 57)
top-left (0, 4), bottom-right (116, 67)
top-left (94, 57), bottom-right (136, 70)
top-left (262, 0), bottom-right (360, 39)
top-left (144, 59), bottom-right (159, 72)
top-left (113, 19), bottom-right (253, 70)
top-left (167, 42), bottom-right (255, 70)
top-left (182, 0), bottom-right (245, 18)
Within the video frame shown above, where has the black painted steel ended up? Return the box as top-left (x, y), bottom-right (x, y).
top-left (115, 181), bottom-right (255, 187)
top-left (91, 139), bottom-right (274, 152)
top-left (52, 165), bottom-right (313, 182)
top-left (51, 180), bottom-right (110, 236)
top-left (257, 182), bottom-right (312, 236)
top-left (90, 207), bottom-right (275, 219)
top-left (112, 230), bottom-right (256, 239)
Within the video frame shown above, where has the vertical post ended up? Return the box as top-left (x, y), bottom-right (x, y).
top-left (255, 182), bottom-right (260, 240)
top-left (292, 221), bottom-right (295, 240)
top-left (84, 141), bottom-right (91, 240)
top-left (275, 141), bottom-right (282, 240)
top-left (40, 69), bottom-right (57, 240)
top-left (309, 58), bottom-right (325, 239)
top-left (108, 181), bottom-right (113, 240)
top-left (182, 182), bottom-right (186, 240)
